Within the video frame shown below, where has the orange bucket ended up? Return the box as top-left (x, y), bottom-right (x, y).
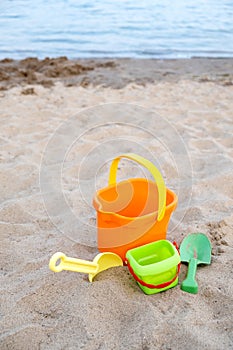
top-left (93, 153), bottom-right (178, 261)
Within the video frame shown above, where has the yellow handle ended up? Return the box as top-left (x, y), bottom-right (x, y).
top-left (108, 153), bottom-right (166, 221)
top-left (49, 252), bottom-right (98, 274)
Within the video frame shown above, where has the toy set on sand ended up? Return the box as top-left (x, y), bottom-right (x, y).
top-left (49, 153), bottom-right (212, 294)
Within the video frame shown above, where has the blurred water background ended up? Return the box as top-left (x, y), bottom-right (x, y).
top-left (1, 0), bottom-right (233, 59)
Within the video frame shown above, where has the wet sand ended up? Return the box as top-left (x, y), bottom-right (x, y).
top-left (0, 58), bottom-right (233, 350)
top-left (0, 57), bottom-right (233, 91)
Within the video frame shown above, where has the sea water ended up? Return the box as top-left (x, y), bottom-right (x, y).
top-left (1, 0), bottom-right (233, 59)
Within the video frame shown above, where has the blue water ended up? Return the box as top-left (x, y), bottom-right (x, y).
top-left (1, 0), bottom-right (233, 59)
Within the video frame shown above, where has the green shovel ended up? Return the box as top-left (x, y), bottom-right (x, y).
top-left (180, 233), bottom-right (212, 294)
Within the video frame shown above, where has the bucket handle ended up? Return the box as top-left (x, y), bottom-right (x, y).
top-left (108, 153), bottom-right (166, 221)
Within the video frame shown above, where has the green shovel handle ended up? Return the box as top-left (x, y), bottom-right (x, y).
top-left (181, 257), bottom-right (198, 294)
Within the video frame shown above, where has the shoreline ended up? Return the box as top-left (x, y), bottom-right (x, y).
top-left (1, 57), bottom-right (233, 90)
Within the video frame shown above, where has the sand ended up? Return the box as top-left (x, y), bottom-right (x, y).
top-left (0, 58), bottom-right (233, 350)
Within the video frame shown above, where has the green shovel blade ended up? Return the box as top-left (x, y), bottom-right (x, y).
top-left (180, 233), bottom-right (212, 294)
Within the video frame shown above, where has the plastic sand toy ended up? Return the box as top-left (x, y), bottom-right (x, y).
top-left (93, 153), bottom-right (178, 261)
top-left (180, 233), bottom-right (212, 294)
top-left (49, 251), bottom-right (123, 282)
top-left (126, 240), bottom-right (181, 294)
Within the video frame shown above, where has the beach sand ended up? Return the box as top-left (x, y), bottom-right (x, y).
top-left (0, 58), bottom-right (233, 350)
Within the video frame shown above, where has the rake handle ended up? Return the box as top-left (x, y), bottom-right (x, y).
top-left (49, 252), bottom-right (98, 274)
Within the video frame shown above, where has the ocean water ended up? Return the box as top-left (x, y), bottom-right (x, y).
top-left (1, 0), bottom-right (233, 59)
